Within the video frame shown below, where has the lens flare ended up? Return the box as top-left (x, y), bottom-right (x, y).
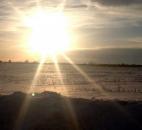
top-left (25, 10), bottom-right (70, 56)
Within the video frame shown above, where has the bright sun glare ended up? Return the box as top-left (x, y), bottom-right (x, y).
top-left (25, 10), bottom-right (70, 56)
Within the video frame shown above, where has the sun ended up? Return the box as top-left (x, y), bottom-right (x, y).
top-left (25, 10), bottom-right (70, 56)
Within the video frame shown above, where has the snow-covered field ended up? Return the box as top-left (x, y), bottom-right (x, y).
top-left (0, 63), bottom-right (142, 100)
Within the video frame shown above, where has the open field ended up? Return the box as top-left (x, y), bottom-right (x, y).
top-left (0, 63), bottom-right (142, 100)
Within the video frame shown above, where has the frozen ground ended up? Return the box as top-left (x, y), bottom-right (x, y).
top-left (0, 63), bottom-right (142, 100)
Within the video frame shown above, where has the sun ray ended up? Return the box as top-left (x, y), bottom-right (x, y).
top-left (51, 55), bottom-right (80, 130)
top-left (14, 2), bottom-right (75, 129)
top-left (14, 56), bottom-right (46, 130)
top-left (51, 55), bottom-right (68, 94)
top-left (30, 57), bottom-right (46, 93)
top-left (61, 53), bottom-right (110, 97)
top-left (53, 54), bottom-right (142, 130)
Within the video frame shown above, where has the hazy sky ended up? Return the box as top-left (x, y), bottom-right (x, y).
top-left (0, 0), bottom-right (142, 60)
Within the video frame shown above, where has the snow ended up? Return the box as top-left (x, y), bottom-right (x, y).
top-left (0, 63), bottom-right (142, 100)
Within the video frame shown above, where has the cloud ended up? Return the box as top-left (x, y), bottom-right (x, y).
top-left (5, 0), bottom-right (88, 9)
top-left (64, 4), bottom-right (87, 8)
top-left (0, 0), bottom-right (142, 54)
top-left (91, 0), bottom-right (142, 6)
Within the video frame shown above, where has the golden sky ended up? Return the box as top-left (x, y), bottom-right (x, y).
top-left (0, 0), bottom-right (142, 61)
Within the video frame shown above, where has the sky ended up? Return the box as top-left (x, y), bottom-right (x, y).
top-left (0, 0), bottom-right (142, 61)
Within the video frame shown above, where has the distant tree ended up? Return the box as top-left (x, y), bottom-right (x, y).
top-left (32, 61), bottom-right (38, 64)
top-left (25, 60), bottom-right (29, 63)
top-left (0, 60), bottom-right (2, 63)
top-left (8, 60), bottom-right (12, 63)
